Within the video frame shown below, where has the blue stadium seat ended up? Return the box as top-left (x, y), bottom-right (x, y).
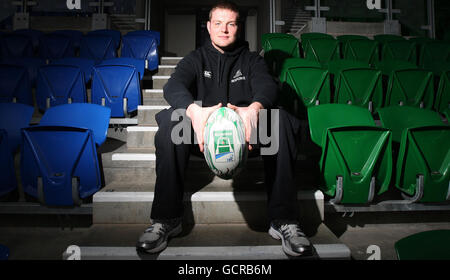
top-left (126, 30), bottom-right (160, 45)
top-left (53, 30), bottom-right (84, 50)
top-left (50, 57), bottom-right (95, 84)
top-left (0, 244), bottom-right (9, 260)
top-left (39, 103), bottom-right (110, 146)
top-left (0, 102), bottom-right (35, 153)
top-left (21, 103), bottom-right (111, 206)
top-left (79, 34), bottom-right (117, 63)
top-left (88, 29), bottom-right (121, 49)
top-left (0, 129), bottom-right (18, 197)
top-left (0, 64), bottom-right (32, 105)
top-left (1, 57), bottom-right (46, 87)
top-left (0, 103), bottom-right (34, 197)
top-left (121, 34), bottom-right (159, 71)
top-left (39, 33), bottom-right (75, 60)
top-left (91, 64), bottom-right (142, 117)
top-left (0, 33), bottom-right (34, 58)
top-left (99, 57), bottom-right (145, 80)
top-left (13, 29), bottom-right (43, 50)
top-left (36, 64), bottom-right (87, 111)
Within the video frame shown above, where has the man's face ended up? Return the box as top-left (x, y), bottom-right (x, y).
top-left (207, 8), bottom-right (239, 52)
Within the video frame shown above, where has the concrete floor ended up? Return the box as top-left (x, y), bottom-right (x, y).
top-left (1, 213), bottom-right (450, 260)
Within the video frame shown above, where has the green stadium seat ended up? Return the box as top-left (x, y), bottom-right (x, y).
top-left (261, 33), bottom-right (301, 76)
top-left (334, 67), bottom-right (383, 112)
top-left (300, 32), bottom-right (334, 52)
top-left (419, 41), bottom-right (450, 69)
top-left (408, 37), bottom-right (432, 44)
top-left (278, 57), bottom-right (322, 83)
top-left (280, 65), bottom-right (331, 118)
top-left (395, 230), bottom-right (450, 260)
top-left (337, 35), bottom-right (370, 56)
top-left (444, 108), bottom-right (450, 121)
top-left (408, 37), bottom-right (433, 65)
top-left (422, 61), bottom-right (450, 77)
top-left (373, 34), bottom-right (406, 44)
top-left (303, 38), bottom-right (340, 66)
top-left (385, 68), bottom-right (434, 109)
top-left (378, 106), bottom-right (449, 202)
top-left (381, 40), bottom-right (417, 65)
top-left (343, 39), bottom-right (380, 65)
top-left (337, 35), bottom-right (370, 43)
top-left (308, 104), bottom-right (393, 204)
top-left (435, 70), bottom-right (450, 114)
top-left (326, 59), bottom-right (370, 83)
top-left (373, 60), bottom-right (418, 76)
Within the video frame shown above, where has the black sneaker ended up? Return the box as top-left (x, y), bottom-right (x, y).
top-left (269, 220), bottom-right (313, 257)
top-left (136, 218), bottom-right (182, 254)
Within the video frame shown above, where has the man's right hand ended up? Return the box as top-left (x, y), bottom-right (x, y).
top-left (186, 102), bottom-right (222, 153)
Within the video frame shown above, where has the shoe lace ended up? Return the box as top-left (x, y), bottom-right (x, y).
top-left (145, 223), bottom-right (166, 236)
top-left (280, 224), bottom-right (304, 239)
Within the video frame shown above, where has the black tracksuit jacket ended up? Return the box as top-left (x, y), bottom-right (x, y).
top-left (163, 38), bottom-right (279, 110)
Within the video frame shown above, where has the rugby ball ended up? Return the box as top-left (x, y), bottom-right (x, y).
top-left (203, 107), bottom-right (248, 179)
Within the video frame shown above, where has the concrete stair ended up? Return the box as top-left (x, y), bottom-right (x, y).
top-left (283, 7), bottom-right (312, 34)
top-left (62, 224), bottom-right (350, 260)
top-left (110, 14), bottom-right (137, 34)
top-left (86, 55), bottom-right (351, 260)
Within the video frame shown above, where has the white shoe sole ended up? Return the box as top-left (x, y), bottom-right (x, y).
top-left (269, 227), bottom-right (302, 257)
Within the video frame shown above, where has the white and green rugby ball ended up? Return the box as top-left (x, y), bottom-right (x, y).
top-left (203, 107), bottom-right (248, 180)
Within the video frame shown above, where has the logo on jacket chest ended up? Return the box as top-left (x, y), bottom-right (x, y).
top-left (204, 71), bottom-right (212, 79)
top-left (231, 69), bottom-right (246, 83)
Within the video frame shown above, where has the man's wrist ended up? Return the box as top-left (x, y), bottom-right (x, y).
top-left (186, 103), bottom-right (199, 119)
top-left (249, 102), bottom-right (263, 112)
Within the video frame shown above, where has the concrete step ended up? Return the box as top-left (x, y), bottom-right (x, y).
top-left (137, 105), bottom-right (170, 125)
top-left (284, 20), bottom-right (309, 25)
top-left (126, 125), bottom-right (158, 149)
top-left (96, 143), bottom-right (323, 224)
top-left (142, 89), bottom-right (169, 106)
top-left (99, 138), bottom-right (319, 182)
top-left (157, 65), bottom-right (176, 76)
top-left (93, 188), bottom-right (324, 225)
top-left (152, 75), bottom-right (170, 89)
top-left (62, 223), bottom-right (350, 260)
top-left (161, 57), bottom-right (183, 66)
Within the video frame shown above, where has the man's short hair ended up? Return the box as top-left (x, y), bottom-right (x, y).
top-left (209, 1), bottom-right (240, 21)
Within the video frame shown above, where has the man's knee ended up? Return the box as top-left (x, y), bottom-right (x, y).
top-left (258, 108), bottom-right (299, 156)
top-left (155, 107), bottom-right (194, 148)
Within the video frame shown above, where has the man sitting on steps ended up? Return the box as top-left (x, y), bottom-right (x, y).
top-left (136, 1), bottom-right (313, 257)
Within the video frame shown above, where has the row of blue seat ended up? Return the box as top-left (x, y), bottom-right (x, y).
top-left (0, 56), bottom-right (145, 88)
top-left (0, 29), bottom-right (160, 70)
top-left (0, 102), bottom-right (110, 206)
top-left (0, 61), bottom-right (142, 117)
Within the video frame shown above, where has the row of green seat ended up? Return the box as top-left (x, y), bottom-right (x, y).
top-left (262, 32), bottom-right (450, 78)
top-left (308, 104), bottom-right (449, 204)
top-left (278, 58), bottom-right (449, 118)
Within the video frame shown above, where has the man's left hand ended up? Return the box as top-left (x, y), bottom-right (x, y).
top-left (227, 102), bottom-right (263, 151)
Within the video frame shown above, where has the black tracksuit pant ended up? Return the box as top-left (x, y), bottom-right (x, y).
top-left (150, 106), bottom-right (301, 223)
